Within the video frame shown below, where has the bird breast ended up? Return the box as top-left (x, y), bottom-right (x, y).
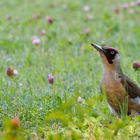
top-left (101, 71), bottom-right (127, 105)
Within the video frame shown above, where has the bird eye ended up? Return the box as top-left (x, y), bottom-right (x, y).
top-left (110, 51), bottom-right (114, 55)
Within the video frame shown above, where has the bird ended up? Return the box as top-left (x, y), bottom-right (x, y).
top-left (91, 43), bottom-right (140, 117)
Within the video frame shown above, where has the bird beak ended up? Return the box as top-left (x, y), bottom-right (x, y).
top-left (91, 43), bottom-right (106, 53)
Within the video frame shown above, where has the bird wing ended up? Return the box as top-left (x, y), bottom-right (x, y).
top-left (120, 74), bottom-right (140, 98)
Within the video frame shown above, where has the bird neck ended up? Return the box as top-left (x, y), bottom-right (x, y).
top-left (103, 63), bottom-right (123, 75)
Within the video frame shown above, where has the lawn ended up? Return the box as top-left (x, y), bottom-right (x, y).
top-left (0, 0), bottom-right (140, 139)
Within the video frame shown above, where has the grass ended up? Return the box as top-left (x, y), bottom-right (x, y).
top-left (0, 0), bottom-right (140, 139)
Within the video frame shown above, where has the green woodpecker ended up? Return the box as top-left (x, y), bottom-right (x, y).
top-left (91, 43), bottom-right (140, 117)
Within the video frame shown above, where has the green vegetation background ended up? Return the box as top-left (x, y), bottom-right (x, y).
top-left (0, 0), bottom-right (140, 139)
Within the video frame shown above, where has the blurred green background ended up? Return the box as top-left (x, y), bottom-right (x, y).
top-left (0, 0), bottom-right (140, 139)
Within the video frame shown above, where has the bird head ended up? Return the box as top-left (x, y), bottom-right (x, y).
top-left (91, 43), bottom-right (120, 70)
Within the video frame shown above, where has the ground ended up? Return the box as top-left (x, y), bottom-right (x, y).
top-left (0, 0), bottom-right (140, 139)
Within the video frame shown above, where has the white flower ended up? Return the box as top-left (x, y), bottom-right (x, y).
top-left (83, 5), bottom-right (90, 12)
top-left (32, 36), bottom-right (41, 45)
top-left (77, 96), bottom-right (84, 103)
top-left (40, 29), bottom-right (46, 36)
top-left (13, 69), bottom-right (18, 76)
